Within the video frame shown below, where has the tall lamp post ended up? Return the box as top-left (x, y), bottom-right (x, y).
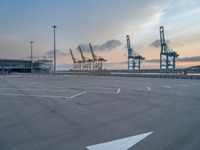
top-left (30, 41), bottom-right (33, 73)
top-left (52, 25), bottom-right (57, 73)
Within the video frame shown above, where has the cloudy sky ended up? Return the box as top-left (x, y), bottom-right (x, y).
top-left (0, 0), bottom-right (199, 69)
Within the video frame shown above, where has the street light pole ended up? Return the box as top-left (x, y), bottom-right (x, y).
top-left (30, 41), bottom-right (33, 73)
top-left (52, 25), bottom-right (57, 73)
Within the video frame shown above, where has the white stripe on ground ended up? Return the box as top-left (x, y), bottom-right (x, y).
top-left (117, 88), bottom-right (121, 93)
top-left (0, 92), bottom-right (67, 98)
top-left (146, 87), bottom-right (151, 91)
top-left (163, 85), bottom-right (171, 88)
top-left (67, 91), bottom-right (88, 98)
top-left (2, 82), bottom-right (39, 85)
top-left (0, 87), bottom-right (120, 99)
top-left (88, 88), bottom-right (120, 94)
top-left (179, 84), bottom-right (187, 87)
top-left (0, 91), bottom-right (88, 99)
top-left (0, 85), bottom-right (118, 91)
top-left (0, 87), bottom-right (79, 92)
top-left (87, 131), bottom-right (153, 150)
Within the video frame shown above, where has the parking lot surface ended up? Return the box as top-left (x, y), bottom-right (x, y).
top-left (0, 75), bottom-right (200, 150)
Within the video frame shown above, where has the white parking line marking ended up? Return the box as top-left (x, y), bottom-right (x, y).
top-left (163, 85), bottom-right (171, 89)
top-left (117, 88), bottom-right (121, 93)
top-left (179, 84), bottom-right (187, 87)
top-left (87, 131), bottom-right (153, 150)
top-left (0, 87), bottom-right (120, 93)
top-left (0, 92), bottom-right (67, 98)
top-left (87, 86), bottom-right (119, 90)
top-left (0, 91), bottom-right (88, 99)
top-left (67, 91), bottom-right (88, 98)
top-left (0, 86), bottom-right (119, 99)
top-left (146, 87), bottom-right (151, 91)
top-left (2, 82), bottom-right (39, 85)
top-left (87, 88), bottom-right (120, 94)
top-left (0, 87), bottom-right (78, 92)
top-left (0, 85), bottom-right (118, 91)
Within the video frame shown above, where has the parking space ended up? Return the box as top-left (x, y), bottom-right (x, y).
top-left (0, 77), bottom-right (120, 99)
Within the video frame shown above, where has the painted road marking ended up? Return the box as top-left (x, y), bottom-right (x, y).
top-left (146, 87), bottom-right (151, 91)
top-left (87, 88), bottom-right (120, 94)
top-left (2, 82), bottom-right (39, 85)
top-left (117, 88), bottom-right (121, 93)
top-left (0, 85), bottom-right (118, 92)
top-left (86, 86), bottom-right (119, 90)
top-left (163, 85), bottom-right (171, 89)
top-left (179, 84), bottom-right (187, 87)
top-left (0, 92), bottom-right (67, 98)
top-left (0, 91), bottom-right (87, 99)
top-left (87, 131), bottom-right (153, 150)
top-left (68, 91), bottom-right (88, 98)
top-left (0, 87), bottom-right (80, 92)
top-left (0, 88), bottom-right (119, 99)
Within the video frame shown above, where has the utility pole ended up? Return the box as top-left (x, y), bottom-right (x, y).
top-left (30, 41), bottom-right (33, 73)
top-left (52, 25), bottom-right (57, 73)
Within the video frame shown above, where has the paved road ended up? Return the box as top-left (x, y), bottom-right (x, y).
top-left (0, 75), bottom-right (200, 150)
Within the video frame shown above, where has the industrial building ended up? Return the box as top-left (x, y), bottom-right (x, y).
top-left (0, 58), bottom-right (53, 74)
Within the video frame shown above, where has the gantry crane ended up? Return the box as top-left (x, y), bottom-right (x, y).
top-left (160, 26), bottom-right (179, 72)
top-left (78, 46), bottom-right (93, 70)
top-left (89, 43), bottom-right (106, 70)
top-left (126, 35), bottom-right (145, 72)
top-left (69, 49), bottom-right (82, 70)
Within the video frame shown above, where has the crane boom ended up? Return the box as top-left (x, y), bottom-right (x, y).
top-left (89, 43), bottom-right (96, 60)
top-left (78, 46), bottom-right (86, 62)
top-left (69, 49), bottom-right (82, 70)
top-left (160, 26), bottom-right (165, 49)
top-left (69, 49), bottom-right (76, 63)
top-left (78, 45), bottom-right (93, 70)
top-left (160, 26), bottom-right (170, 53)
top-left (126, 35), bottom-right (132, 51)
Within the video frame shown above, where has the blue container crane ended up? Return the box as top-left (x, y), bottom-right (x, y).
top-left (160, 26), bottom-right (179, 72)
top-left (126, 35), bottom-right (145, 72)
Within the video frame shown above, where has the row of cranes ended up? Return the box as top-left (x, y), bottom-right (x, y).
top-left (69, 43), bottom-right (106, 71)
top-left (127, 26), bottom-right (179, 73)
top-left (69, 26), bottom-right (178, 73)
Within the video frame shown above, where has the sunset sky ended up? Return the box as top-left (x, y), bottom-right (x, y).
top-left (0, 0), bottom-right (199, 69)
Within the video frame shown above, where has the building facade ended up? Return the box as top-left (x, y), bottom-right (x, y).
top-left (0, 59), bottom-right (53, 74)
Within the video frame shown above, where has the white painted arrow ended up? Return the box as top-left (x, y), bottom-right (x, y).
top-left (86, 131), bottom-right (153, 150)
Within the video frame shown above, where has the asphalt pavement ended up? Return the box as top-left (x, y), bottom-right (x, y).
top-left (0, 75), bottom-right (200, 150)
